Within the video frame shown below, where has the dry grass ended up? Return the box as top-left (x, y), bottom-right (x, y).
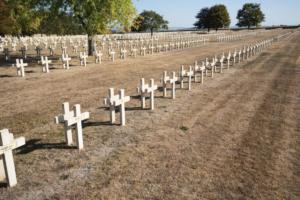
top-left (0, 30), bottom-right (299, 199)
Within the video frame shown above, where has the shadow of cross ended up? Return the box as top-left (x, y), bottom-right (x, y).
top-left (0, 129), bottom-right (25, 188)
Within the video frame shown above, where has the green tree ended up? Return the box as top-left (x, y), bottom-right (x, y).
top-left (194, 5), bottom-right (230, 31)
top-left (0, 0), bottom-right (15, 35)
top-left (4, 0), bottom-right (41, 35)
top-left (236, 3), bottom-right (265, 29)
top-left (208, 4), bottom-right (231, 31)
top-left (194, 7), bottom-right (210, 31)
top-left (132, 10), bottom-right (169, 36)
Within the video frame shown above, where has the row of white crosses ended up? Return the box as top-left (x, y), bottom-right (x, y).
top-left (1, 34), bottom-right (288, 188)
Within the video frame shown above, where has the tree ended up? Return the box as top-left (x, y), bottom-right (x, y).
top-left (194, 7), bottom-right (210, 31)
top-left (236, 3), bottom-right (265, 29)
top-left (0, 0), bottom-right (14, 35)
top-left (7, 0), bottom-right (42, 35)
top-left (37, 0), bottom-right (137, 54)
top-left (132, 10), bottom-right (169, 36)
top-left (208, 4), bottom-right (231, 31)
top-left (194, 5), bottom-right (230, 31)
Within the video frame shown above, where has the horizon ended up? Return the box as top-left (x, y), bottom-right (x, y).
top-left (133, 0), bottom-right (300, 28)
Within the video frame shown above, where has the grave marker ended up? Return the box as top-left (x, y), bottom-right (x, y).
top-left (0, 129), bottom-right (25, 187)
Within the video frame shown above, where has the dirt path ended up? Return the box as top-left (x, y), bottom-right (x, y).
top-left (0, 30), bottom-right (299, 199)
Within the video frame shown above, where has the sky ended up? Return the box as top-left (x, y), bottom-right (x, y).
top-left (133, 0), bottom-right (300, 28)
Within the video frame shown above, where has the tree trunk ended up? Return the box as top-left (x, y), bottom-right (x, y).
top-left (88, 35), bottom-right (94, 56)
top-left (151, 28), bottom-right (153, 37)
top-left (248, 25), bottom-right (250, 30)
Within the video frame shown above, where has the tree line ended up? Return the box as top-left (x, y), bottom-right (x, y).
top-left (194, 3), bottom-right (265, 31)
top-left (0, 1), bottom-right (265, 36)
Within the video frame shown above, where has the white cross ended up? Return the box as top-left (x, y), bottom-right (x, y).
top-left (137, 78), bottom-right (158, 110)
top-left (186, 66), bottom-right (194, 91)
top-left (94, 50), bottom-right (103, 64)
top-left (62, 54), bottom-right (71, 69)
top-left (219, 55), bottom-right (225, 73)
top-left (194, 61), bottom-right (205, 84)
top-left (0, 129), bottom-right (25, 187)
top-left (109, 49), bottom-right (115, 62)
top-left (41, 56), bottom-right (52, 73)
top-left (131, 48), bottom-right (137, 58)
top-left (120, 48), bottom-right (127, 59)
top-left (80, 52), bottom-right (88, 67)
top-left (141, 46), bottom-right (146, 56)
top-left (169, 72), bottom-right (178, 99)
top-left (179, 65), bottom-right (187, 89)
top-left (227, 51), bottom-right (231, 69)
top-left (55, 103), bottom-right (89, 150)
top-left (103, 88), bottom-right (130, 126)
top-left (161, 71), bottom-right (170, 97)
top-left (15, 59), bottom-right (27, 77)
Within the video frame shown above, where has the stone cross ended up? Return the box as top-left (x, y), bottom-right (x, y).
top-left (131, 48), bottom-right (138, 58)
top-left (62, 54), bottom-right (71, 69)
top-left (140, 46), bottom-right (146, 56)
top-left (0, 129), bottom-right (25, 187)
top-left (227, 51), bottom-right (231, 69)
top-left (232, 50), bottom-right (237, 65)
top-left (194, 61), bottom-right (205, 84)
top-left (103, 88), bottom-right (130, 126)
top-left (137, 78), bottom-right (158, 110)
top-left (94, 50), bottom-right (103, 64)
top-left (55, 103), bottom-right (89, 150)
top-left (186, 66), bottom-right (194, 91)
top-left (179, 65), bottom-right (187, 89)
top-left (219, 55), bottom-right (225, 73)
top-left (162, 71), bottom-right (170, 97)
top-left (15, 59), bottom-right (27, 77)
top-left (109, 49), bottom-right (115, 62)
top-left (238, 50), bottom-right (242, 63)
top-left (120, 48), bottom-right (127, 59)
top-left (80, 52), bottom-right (88, 67)
top-left (41, 56), bottom-right (51, 73)
top-left (169, 72), bottom-right (178, 99)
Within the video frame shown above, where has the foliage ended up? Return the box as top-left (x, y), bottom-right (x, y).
top-left (208, 5), bottom-right (231, 30)
top-left (194, 4), bottom-right (230, 31)
top-left (236, 3), bottom-right (265, 28)
top-left (0, 0), bottom-right (14, 35)
top-left (1, 0), bottom-right (137, 36)
top-left (194, 8), bottom-right (210, 30)
top-left (3, 0), bottom-right (41, 35)
top-left (132, 10), bottom-right (168, 34)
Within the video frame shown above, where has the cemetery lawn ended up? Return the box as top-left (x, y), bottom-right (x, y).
top-left (0, 31), bottom-right (299, 199)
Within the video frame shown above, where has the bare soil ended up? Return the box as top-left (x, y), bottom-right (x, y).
top-left (0, 30), bottom-right (299, 199)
